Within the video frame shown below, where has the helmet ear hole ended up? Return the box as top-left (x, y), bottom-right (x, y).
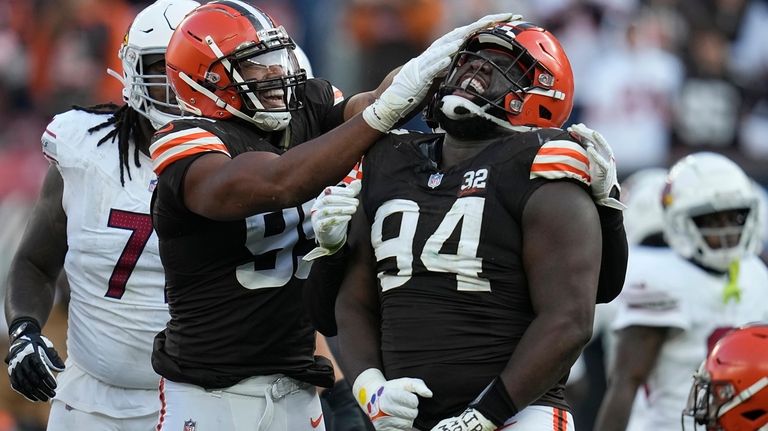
top-left (742, 409), bottom-right (767, 421)
top-left (539, 105), bottom-right (552, 121)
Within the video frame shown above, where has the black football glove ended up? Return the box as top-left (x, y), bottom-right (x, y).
top-left (5, 319), bottom-right (65, 402)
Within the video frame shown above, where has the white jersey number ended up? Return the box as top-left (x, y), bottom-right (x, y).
top-left (236, 204), bottom-right (314, 290)
top-left (106, 209), bottom-right (154, 299)
top-left (372, 197), bottom-right (490, 292)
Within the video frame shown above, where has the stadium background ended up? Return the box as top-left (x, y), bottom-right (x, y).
top-left (0, 0), bottom-right (766, 429)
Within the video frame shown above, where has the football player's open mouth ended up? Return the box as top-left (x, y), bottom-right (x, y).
top-left (453, 73), bottom-right (489, 99)
top-left (259, 89), bottom-right (286, 108)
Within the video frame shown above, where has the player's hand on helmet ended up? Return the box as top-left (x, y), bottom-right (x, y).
top-left (567, 123), bottom-right (626, 211)
top-left (304, 180), bottom-right (361, 261)
top-left (430, 408), bottom-right (497, 431)
top-left (363, 13), bottom-right (522, 132)
top-left (353, 368), bottom-right (433, 430)
top-left (5, 320), bottom-right (65, 402)
top-left (428, 13), bottom-right (523, 55)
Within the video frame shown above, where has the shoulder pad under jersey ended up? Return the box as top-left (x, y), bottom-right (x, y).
top-left (41, 109), bottom-right (115, 168)
top-left (149, 120), bottom-right (230, 175)
top-left (529, 139), bottom-right (591, 186)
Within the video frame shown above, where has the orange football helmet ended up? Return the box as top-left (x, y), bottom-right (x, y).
top-left (165, 0), bottom-right (306, 131)
top-left (683, 323), bottom-right (768, 430)
top-left (429, 20), bottom-right (574, 134)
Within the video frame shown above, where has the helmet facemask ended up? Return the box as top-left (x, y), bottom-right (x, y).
top-left (662, 153), bottom-right (763, 272)
top-left (204, 26), bottom-right (306, 131)
top-left (426, 22), bottom-right (572, 134)
top-left (121, 47), bottom-right (184, 129)
top-left (114, 0), bottom-right (200, 130)
top-left (667, 198), bottom-right (759, 272)
top-left (683, 364), bottom-right (716, 429)
top-left (431, 42), bottom-right (536, 138)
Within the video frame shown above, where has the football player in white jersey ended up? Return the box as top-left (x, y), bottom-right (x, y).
top-left (3, 1), bottom-right (199, 430)
top-left (567, 167), bottom-right (669, 430)
top-left (595, 152), bottom-right (768, 431)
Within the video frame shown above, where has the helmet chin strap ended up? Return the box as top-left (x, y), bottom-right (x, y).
top-left (439, 95), bottom-right (535, 132)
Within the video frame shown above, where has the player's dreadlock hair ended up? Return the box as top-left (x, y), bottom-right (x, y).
top-left (72, 102), bottom-right (152, 186)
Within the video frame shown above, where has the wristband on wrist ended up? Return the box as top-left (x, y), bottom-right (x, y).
top-left (468, 376), bottom-right (518, 426)
top-left (8, 318), bottom-right (41, 341)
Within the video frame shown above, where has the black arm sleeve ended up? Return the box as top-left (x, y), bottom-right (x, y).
top-left (595, 206), bottom-right (628, 304)
top-left (303, 245), bottom-right (350, 336)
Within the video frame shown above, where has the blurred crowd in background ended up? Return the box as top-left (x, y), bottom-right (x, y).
top-left (0, 0), bottom-right (767, 430)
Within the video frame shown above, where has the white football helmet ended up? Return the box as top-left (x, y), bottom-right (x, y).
top-left (621, 168), bottom-right (668, 246)
top-left (119, 0), bottom-right (200, 129)
top-left (294, 44), bottom-right (314, 79)
top-left (662, 152), bottom-right (761, 271)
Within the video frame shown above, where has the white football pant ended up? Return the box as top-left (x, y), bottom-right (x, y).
top-left (156, 374), bottom-right (326, 431)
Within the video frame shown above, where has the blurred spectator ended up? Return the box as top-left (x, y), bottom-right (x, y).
top-left (344, 0), bottom-right (443, 90)
top-left (731, 0), bottom-right (768, 179)
top-left (580, 14), bottom-right (684, 178)
top-left (671, 27), bottom-right (744, 152)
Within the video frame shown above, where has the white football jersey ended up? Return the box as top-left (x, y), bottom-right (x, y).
top-left (42, 110), bottom-right (168, 413)
top-left (611, 246), bottom-right (768, 429)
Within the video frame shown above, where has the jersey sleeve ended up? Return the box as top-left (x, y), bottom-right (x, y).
top-left (303, 78), bottom-right (348, 132)
top-left (497, 135), bottom-right (591, 225)
top-left (529, 139), bottom-right (591, 186)
top-left (149, 121), bottom-right (230, 175)
top-left (41, 110), bottom-right (113, 169)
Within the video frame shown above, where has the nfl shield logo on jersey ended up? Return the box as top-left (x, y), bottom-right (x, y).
top-left (427, 172), bottom-right (444, 189)
top-left (183, 419), bottom-right (196, 431)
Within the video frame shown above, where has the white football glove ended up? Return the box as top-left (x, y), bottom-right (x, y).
top-left (304, 180), bottom-right (361, 261)
top-left (363, 13), bottom-right (521, 132)
top-left (430, 408), bottom-right (497, 431)
top-left (353, 368), bottom-right (433, 431)
top-left (567, 123), bottom-right (626, 211)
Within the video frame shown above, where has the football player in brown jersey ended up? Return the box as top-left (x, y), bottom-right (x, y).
top-left (315, 19), bottom-right (628, 431)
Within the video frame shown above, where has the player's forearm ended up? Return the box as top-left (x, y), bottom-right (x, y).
top-left (5, 258), bottom-right (58, 328)
top-left (498, 313), bottom-right (592, 411)
top-left (594, 377), bottom-right (639, 431)
top-left (335, 295), bottom-right (382, 382)
top-left (4, 168), bottom-right (66, 328)
top-left (279, 115), bottom-right (380, 189)
top-left (187, 116), bottom-right (382, 220)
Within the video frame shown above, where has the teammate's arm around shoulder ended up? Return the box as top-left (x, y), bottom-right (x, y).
top-left (5, 165), bottom-right (68, 402)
